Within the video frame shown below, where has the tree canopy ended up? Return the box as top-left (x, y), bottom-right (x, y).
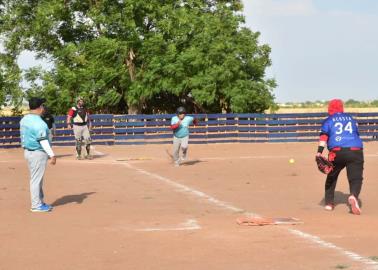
top-left (0, 0), bottom-right (276, 115)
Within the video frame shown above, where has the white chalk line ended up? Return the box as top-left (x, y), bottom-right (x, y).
top-left (122, 161), bottom-right (244, 213)
top-left (289, 229), bottom-right (378, 268)
top-left (3, 148), bottom-right (378, 166)
top-left (202, 155), bottom-right (290, 160)
top-left (0, 159), bottom-right (120, 165)
top-left (120, 161), bottom-right (378, 269)
top-left (202, 153), bottom-right (378, 161)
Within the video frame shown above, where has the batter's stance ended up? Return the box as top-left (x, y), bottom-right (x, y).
top-left (170, 107), bottom-right (198, 166)
top-left (67, 97), bottom-right (92, 160)
top-left (316, 99), bottom-right (364, 215)
top-left (20, 97), bottom-right (56, 212)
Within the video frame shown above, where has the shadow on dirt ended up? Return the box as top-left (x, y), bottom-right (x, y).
top-left (51, 192), bottom-right (96, 207)
top-left (180, 159), bottom-right (205, 166)
top-left (319, 191), bottom-right (363, 208)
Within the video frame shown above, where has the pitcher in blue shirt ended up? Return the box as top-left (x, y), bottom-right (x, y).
top-left (170, 107), bottom-right (198, 166)
top-left (316, 99), bottom-right (364, 215)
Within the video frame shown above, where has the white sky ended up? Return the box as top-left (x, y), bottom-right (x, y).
top-left (5, 1), bottom-right (378, 102)
top-left (242, 0), bottom-right (378, 102)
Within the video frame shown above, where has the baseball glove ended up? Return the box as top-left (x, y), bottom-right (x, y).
top-left (315, 155), bottom-right (334, 174)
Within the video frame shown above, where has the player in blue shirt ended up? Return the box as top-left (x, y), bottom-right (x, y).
top-left (316, 99), bottom-right (364, 215)
top-left (20, 97), bottom-right (56, 212)
top-left (170, 107), bottom-right (198, 166)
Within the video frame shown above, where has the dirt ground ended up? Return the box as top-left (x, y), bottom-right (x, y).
top-left (1, 142), bottom-right (378, 270)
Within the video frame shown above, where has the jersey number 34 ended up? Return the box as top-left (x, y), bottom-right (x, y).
top-left (334, 122), bottom-right (353, 134)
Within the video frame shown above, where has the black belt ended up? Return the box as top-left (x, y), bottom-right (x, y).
top-left (24, 148), bottom-right (37, 151)
top-left (73, 123), bottom-right (87, 126)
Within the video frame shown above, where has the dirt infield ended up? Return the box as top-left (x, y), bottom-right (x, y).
top-left (1, 142), bottom-right (378, 270)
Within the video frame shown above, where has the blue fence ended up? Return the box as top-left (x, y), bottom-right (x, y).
top-left (1, 113), bottom-right (378, 148)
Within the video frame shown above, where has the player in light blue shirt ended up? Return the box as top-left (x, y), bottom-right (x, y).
top-left (20, 97), bottom-right (56, 213)
top-left (20, 114), bottom-right (50, 150)
top-left (170, 106), bottom-right (197, 166)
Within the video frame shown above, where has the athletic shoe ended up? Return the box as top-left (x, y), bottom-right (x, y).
top-left (324, 204), bottom-right (334, 211)
top-left (43, 203), bottom-right (53, 210)
top-left (76, 155), bottom-right (83, 160)
top-left (31, 204), bottom-right (52, 212)
top-left (85, 154), bottom-right (93, 160)
top-left (181, 153), bottom-right (187, 161)
top-left (348, 195), bottom-right (361, 215)
top-left (174, 160), bottom-right (180, 167)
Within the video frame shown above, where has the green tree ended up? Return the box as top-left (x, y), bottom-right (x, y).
top-left (0, 0), bottom-right (275, 115)
top-left (0, 52), bottom-right (23, 109)
top-left (370, 100), bottom-right (378, 107)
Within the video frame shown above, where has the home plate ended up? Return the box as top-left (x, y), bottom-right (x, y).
top-left (135, 219), bottom-right (201, 232)
top-left (236, 216), bottom-right (302, 226)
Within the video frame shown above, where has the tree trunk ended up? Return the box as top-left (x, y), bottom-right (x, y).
top-left (128, 104), bottom-right (139, 115)
top-left (126, 48), bottom-right (136, 81)
top-left (125, 48), bottom-right (141, 115)
top-left (220, 98), bottom-right (228, 114)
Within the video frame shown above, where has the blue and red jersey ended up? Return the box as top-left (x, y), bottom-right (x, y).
top-left (320, 112), bottom-right (363, 150)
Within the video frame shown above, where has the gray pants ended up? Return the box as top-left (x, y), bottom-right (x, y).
top-left (173, 136), bottom-right (189, 163)
top-left (73, 125), bottom-right (91, 142)
top-left (24, 150), bottom-right (48, 208)
top-left (73, 125), bottom-right (91, 156)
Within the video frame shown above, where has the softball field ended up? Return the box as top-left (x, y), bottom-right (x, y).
top-left (1, 142), bottom-right (378, 270)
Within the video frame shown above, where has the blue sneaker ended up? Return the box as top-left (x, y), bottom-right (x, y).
top-left (43, 203), bottom-right (53, 210)
top-left (31, 204), bottom-right (52, 212)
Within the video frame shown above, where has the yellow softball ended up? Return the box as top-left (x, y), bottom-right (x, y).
top-left (289, 158), bottom-right (295, 164)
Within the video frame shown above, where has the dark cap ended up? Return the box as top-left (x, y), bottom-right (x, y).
top-left (176, 106), bottom-right (186, 115)
top-left (29, 97), bottom-right (46, 110)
